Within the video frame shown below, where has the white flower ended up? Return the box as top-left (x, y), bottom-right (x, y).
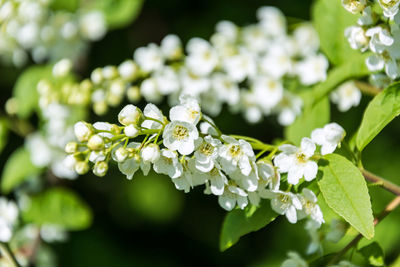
top-left (330, 81), bottom-right (361, 112)
top-left (253, 76), bottom-right (284, 113)
top-left (259, 45), bottom-right (292, 79)
top-left (160, 34), bottom-right (182, 60)
top-left (140, 78), bottom-right (163, 103)
top-left (257, 6), bottom-right (286, 37)
top-left (140, 144), bottom-right (160, 175)
top-left (185, 38), bottom-right (218, 76)
top-left (274, 138), bottom-right (318, 185)
top-left (282, 252), bottom-right (308, 267)
top-left (341, 0), bottom-right (367, 14)
top-left (153, 149), bottom-right (183, 178)
top-left (297, 189), bottom-right (324, 227)
top-left (141, 103), bottom-right (165, 130)
top-left (169, 95), bottom-right (201, 125)
top-left (154, 66), bottom-right (180, 95)
top-left (345, 26), bottom-right (369, 52)
top-left (311, 123), bottom-right (345, 155)
top-left (211, 73), bottom-right (240, 105)
top-left (93, 161), bottom-right (108, 177)
top-left (193, 135), bottom-right (221, 172)
top-left (263, 190), bottom-right (302, 223)
top-left (293, 23), bottom-right (320, 56)
top-left (79, 11), bottom-right (106, 41)
top-left (193, 163), bottom-right (228, 195)
top-left (87, 134), bottom-right (104, 151)
top-left (74, 121), bottom-right (93, 142)
top-left (230, 163), bottom-right (259, 192)
top-left (218, 184), bottom-right (248, 211)
top-left (295, 54), bottom-right (328, 86)
top-left (379, 0), bottom-right (400, 18)
top-left (171, 164), bottom-right (194, 193)
top-left (366, 26), bottom-right (394, 54)
top-left (223, 49), bottom-right (257, 82)
top-left (215, 20), bottom-right (238, 42)
top-left (163, 120), bottom-right (199, 155)
top-left (257, 161), bottom-right (280, 191)
top-left (134, 43), bottom-right (164, 73)
top-left (0, 198), bottom-right (18, 242)
top-left (118, 104), bottom-right (142, 126)
top-left (218, 135), bottom-right (255, 176)
top-left (118, 142), bottom-right (141, 180)
top-left (275, 92), bottom-right (303, 126)
top-left (25, 133), bottom-right (52, 167)
top-left (52, 58), bottom-right (72, 77)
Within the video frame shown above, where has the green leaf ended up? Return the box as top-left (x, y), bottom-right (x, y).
top-left (13, 65), bottom-right (52, 119)
top-left (220, 200), bottom-right (277, 251)
top-left (312, 0), bottom-right (361, 65)
top-left (318, 154), bottom-right (374, 239)
top-left (285, 96), bottom-right (330, 146)
top-left (358, 242), bottom-right (385, 266)
top-left (84, 0), bottom-right (144, 29)
top-left (22, 187), bottom-right (92, 230)
top-left (356, 82), bottom-right (400, 152)
top-left (0, 118), bottom-right (9, 155)
top-left (50, 0), bottom-right (79, 12)
top-left (1, 147), bottom-right (40, 194)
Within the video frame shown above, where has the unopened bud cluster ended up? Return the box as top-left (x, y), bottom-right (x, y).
top-left (0, 0), bottom-right (107, 67)
top-left (67, 96), bottom-right (345, 226)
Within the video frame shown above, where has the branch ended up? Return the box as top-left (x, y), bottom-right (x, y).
top-left (0, 242), bottom-right (21, 267)
top-left (361, 169), bottom-right (400, 196)
top-left (354, 81), bottom-right (382, 96)
top-left (327, 195), bottom-right (400, 266)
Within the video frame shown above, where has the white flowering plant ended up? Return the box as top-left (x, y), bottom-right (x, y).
top-left (1, 0), bottom-right (400, 266)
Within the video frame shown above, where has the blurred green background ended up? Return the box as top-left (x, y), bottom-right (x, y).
top-left (1, 0), bottom-right (400, 266)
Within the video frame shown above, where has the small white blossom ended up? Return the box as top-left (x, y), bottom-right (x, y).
top-left (218, 184), bottom-right (248, 211)
top-left (74, 121), bottom-right (93, 142)
top-left (330, 81), bottom-right (362, 112)
top-left (140, 144), bottom-right (160, 175)
top-left (185, 38), bottom-right (218, 76)
top-left (274, 138), bottom-right (318, 185)
top-left (118, 142), bottom-right (141, 180)
top-left (295, 54), bottom-right (328, 86)
top-left (169, 95), bottom-right (201, 125)
top-left (124, 124), bottom-right (139, 138)
top-left (193, 136), bottom-right (221, 172)
top-left (153, 149), bottom-right (183, 178)
top-left (297, 189), bottom-right (324, 227)
top-left (0, 198), bottom-right (18, 242)
top-left (118, 104), bottom-right (142, 126)
top-left (52, 58), bottom-right (72, 77)
top-left (345, 26), bottom-right (369, 52)
top-left (160, 34), bottom-right (182, 60)
top-left (311, 123), bottom-right (345, 155)
top-left (263, 190), bottom-right (302, 223)
top-left (134, 43), bottom-right (164, 73)
top-left (341, 0), bottom-right (367, 14)
top-left (366, 26), bottom-right (394, 54)
top-left (218, 135), bottom-right (255, 176)
top-left (163, 121), bottom-right (199, 155)
top-left (141, 103), bottom-right (165, 130)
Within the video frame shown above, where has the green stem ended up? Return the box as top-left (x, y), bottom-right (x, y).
top-left (354, 81), bottom-right (381, 96)
top-left (0, 242), bottom-right (21, 267)
top-left (229, 135), bottom-right (263, 144)
top-left (144, 116), bottom-right (166, 126)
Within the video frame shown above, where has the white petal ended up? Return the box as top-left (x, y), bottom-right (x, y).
top-left (303, 161), bottom-right (318, 181)
top-left (300, 137), bottom-right (315, 158)
top-left (218, 194), bottom-right (236, 211)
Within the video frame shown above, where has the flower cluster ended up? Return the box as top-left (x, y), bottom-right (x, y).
top-left (343, 0), bottom-right (400, 84)
top-left (37, 6), bottom-right (329, 126)
top-left (0, 197), bottom-right (18, 243)
top-left (66, 96), bottom-right (345, 226)
top-left (0, 0), bottom-right (106, 67)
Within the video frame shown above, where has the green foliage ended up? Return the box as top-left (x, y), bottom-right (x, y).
top-left (219, 200), bottom-right (277, 252)
top-left (358, 242), bottom-right (385, 266)
top-left (22, 187), bottom-right (92, 230)
top-left (1, 147), bottom-right (40, 194)
top-left (13, 65), bottom-right (52, 119)
top-left (84, 0), bottom-right (144, 29)
top-left (318, 154), bottom-right (374, 239)
top-left (0, 118), bottom-right (9, 155)
top-left (285, 96), bottom-right (330, 146)
top-left (312, 0), bottom-right (361, 65)
top-left (50, 0), bottom-right (79, 12)
top-left (356, 82), bottom-right (400, 152)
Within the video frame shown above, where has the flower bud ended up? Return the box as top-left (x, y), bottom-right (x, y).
top-left (141, 144), bottom-right (160, 163)
top-left (65, 142), bottom-right (78, 154)
top-left (118, 60), bottom-right (138, 80)
top-left (75, 161), bottom-right (90, 175)
top-left (93, 101), bottom-right (108, 116)
top-left (74, 121), bottom-right (93, 142)
top-left (87, 134), bottom-right (105, 150)
top-left (110, 124), bottom-right (121, 136)
top-left (118, 104), bottom-right (142, 126)
top-left (102, 66), bottom-right (118, 80)
top-left (126, 86), bottom-right (141, 103)
top-left (5, 98), bottom-right (18, 115)
top-left (124, 124), bottom-right (139, 137)
top-left (53, 59), bottom-right (72, 77)
top-left (93, 161), bottom-right (108, 177)
top-left (115, 147), bottom-right (128, 162)
top-left (110, 80), bottom-right (125, 96)
top-left (91, 68), bottom-right (103, 84)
